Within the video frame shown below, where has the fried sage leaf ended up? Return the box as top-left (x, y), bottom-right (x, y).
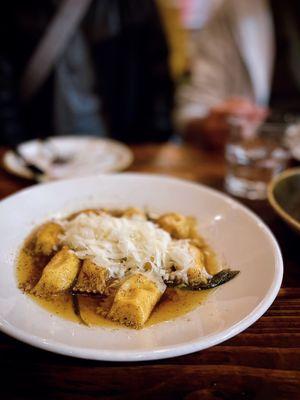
top-left (165, 269), bottom-right (240, 291)
top-left (193, 269), bottom-right (239, 290)
top-left (71, 294), bottom-right (88, 326)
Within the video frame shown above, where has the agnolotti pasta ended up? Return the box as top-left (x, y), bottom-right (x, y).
top-left (32, 246), bottom-right (80, 296)
top-left (17, 207), bottom-right (239, 329)
top-left (157, 212), bottom-right (198, 240)
top-left (35, 222), bottom-right (63, 256)
top-left (187, 245), bottom-right (210, 286)
top-left (108, 274), bottom-right (163, 329)
top-left (73, 259), bottom-right (109, 294)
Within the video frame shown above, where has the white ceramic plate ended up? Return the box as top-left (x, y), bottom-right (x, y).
top-left (3, 136), bottom-right (133, 181)
top-left (0, 174), bottom-right (283, 361)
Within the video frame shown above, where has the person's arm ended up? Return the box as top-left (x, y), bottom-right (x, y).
top-left (0, 3), bottom-right (25, 146)
top-left (0, 57), bottom-right (25, 146)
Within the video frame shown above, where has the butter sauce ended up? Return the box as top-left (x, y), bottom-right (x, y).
top-left (17, 211), bottom-right (219, 329)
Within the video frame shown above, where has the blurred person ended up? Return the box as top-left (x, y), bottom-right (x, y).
top-left (0, 0), bottom-right (173, 146)
top-left (156, 0), bottom-right (223, 80)
top-left (175, 0), bottom-right (300, 149)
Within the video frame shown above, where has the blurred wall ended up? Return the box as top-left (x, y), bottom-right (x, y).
top-left (179, 0), bottom-right (223, 30)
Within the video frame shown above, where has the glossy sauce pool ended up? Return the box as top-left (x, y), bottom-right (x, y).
top-left (17, 227), bottom-right (219, 329)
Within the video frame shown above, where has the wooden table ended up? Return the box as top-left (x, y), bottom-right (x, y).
top-left (1, 144), bottom-right (300, 400)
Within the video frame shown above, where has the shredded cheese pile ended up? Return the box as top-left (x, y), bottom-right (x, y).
top-left (60, 213), bottom-right (198, 289)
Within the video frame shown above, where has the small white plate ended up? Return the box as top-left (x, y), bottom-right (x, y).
top-left (3, 136), bottom-right (133, 181)
top-left (0, 174), bottom-right (283, 361)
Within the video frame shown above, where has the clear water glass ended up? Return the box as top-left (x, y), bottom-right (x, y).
top-left (225, 121), bottom-right (290, 200)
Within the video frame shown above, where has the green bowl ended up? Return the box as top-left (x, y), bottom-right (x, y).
top-left (268, 168), bottom-right (300, 232)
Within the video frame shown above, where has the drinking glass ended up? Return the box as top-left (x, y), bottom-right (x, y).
top-left (225, 120), bottom-right (291, 200)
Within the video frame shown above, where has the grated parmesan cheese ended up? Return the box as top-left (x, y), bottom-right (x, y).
top-left (59, 213), bottom-right (201, 291)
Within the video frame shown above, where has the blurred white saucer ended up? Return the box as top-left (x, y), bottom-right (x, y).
top-left (3, 136), bottom-right (133, 181)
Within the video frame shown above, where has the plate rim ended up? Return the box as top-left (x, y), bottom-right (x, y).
top-left (268, 167), bottom-right (300, 232)
top-left (0, 173), bottom-right (283, 361)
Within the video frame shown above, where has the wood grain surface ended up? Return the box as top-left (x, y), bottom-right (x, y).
top-left (0, 144), bottom-right (300, 400)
